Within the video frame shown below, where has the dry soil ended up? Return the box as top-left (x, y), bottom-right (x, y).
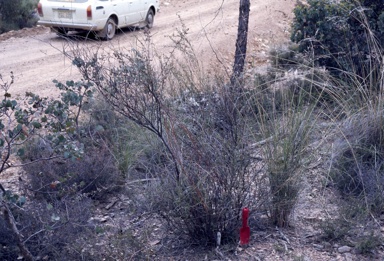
top-left (0, 0), bottom-right (296, 97)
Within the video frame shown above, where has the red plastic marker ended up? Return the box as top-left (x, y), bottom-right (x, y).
top-left (240, 207), bottom-right (250, 245)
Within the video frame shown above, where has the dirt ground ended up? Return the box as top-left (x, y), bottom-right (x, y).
top-left (0, 0), bottom-right (295, 97)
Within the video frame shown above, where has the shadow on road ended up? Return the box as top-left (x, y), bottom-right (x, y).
top-left (50, 26), bottom-right (145, 43)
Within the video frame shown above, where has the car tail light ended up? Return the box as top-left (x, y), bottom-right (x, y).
top-left (37, 2), bottom-right (43, 17)
top-left (87, 5), bottom-right (92, 19)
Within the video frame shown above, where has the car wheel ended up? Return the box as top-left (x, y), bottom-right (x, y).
top-left (99, 17), bottom-right (116, 40)
top-left (145, 9), bottom-right (155, 29)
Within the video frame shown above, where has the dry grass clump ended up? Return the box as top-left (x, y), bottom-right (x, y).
top-left (331, 111), bottom-right (384, 215)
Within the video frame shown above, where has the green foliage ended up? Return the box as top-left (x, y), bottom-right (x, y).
top-left (0, 74), bottom-right (79, 176)
top-left (319, 218), bottom-right (351, 242)
top-left (0, 0), bottom-right (39, 33)
top-left (0, 188), bottom-right (26, 208)
top-left (21, 79), bottom-right (125, 200)
top-left (291, 0), bottom-right (384, 79)
top-left (355, 232), bottom-right (383, 255)
top-left (256, 82), bottom-right (316, 227)
top-left (0, 73), bottom-right (105, 260)
top-left (0, 73), bottom-right (125, 260)
top-left (269, 43), bottom-right (306, 69)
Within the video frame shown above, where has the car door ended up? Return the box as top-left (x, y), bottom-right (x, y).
top-left (110, 0), bottom-right (130, 26)
top-left (125, 0), bottom-right (147, 25)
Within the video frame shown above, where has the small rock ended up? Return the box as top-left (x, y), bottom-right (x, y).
top-left (312, 243), bottom-right (324, 250)
top-left (99, 216), bottom-right (109, 222)
top-left (149, 240), bottom-right (160, 246)
top-left (344, 253), bottom-right (353, 261)
top-left (92, 216), bottom-right (110, 223)
top-left (338, 245), bottom-right (352, 253)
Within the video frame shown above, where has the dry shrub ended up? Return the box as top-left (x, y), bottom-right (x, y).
top-left (0, 195), bottom-right (93, 260)
top-left (23, 140), bottom-right (123, 201)
top-left (332, 111), bottom-right (384, 215)
top-left (144, 87), bottom-right (264, 245)
top-left (0, 217), bottom-right (18, 260)
top-left (64, 28), bottom-right (270, 245)
top-left (58, 25), bottom-right (323, 245)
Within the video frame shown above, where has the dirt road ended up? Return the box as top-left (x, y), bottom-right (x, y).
top-left (0, 0), bottom-right (296, 97)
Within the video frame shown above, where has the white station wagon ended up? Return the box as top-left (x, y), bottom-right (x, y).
top-left (37, 0), bottom-right (160, 40)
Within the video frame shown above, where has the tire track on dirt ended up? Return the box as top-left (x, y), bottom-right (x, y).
top-left (0, 0), bottom-right (296, 97)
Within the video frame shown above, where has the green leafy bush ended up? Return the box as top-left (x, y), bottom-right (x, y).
top-left (291, 0), bottom-right (384, 79)
top-left (0, 72), bottom-right (138, 260)
top-left (21, 80), bottom-right (125, 200)
top-left (0, 0), bottom-right (39, 33)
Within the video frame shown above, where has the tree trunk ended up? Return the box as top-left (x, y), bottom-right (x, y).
top-left (230, 0), bottom-right (251, 87)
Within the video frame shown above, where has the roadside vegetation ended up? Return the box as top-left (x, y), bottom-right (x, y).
top-left (1, 0), bottom-right (384, 259)
top-left (0, 0), bottom-right (39, 34)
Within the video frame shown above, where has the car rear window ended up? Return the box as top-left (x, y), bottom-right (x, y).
top-left (47, 0), bottom-right (89, 2)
